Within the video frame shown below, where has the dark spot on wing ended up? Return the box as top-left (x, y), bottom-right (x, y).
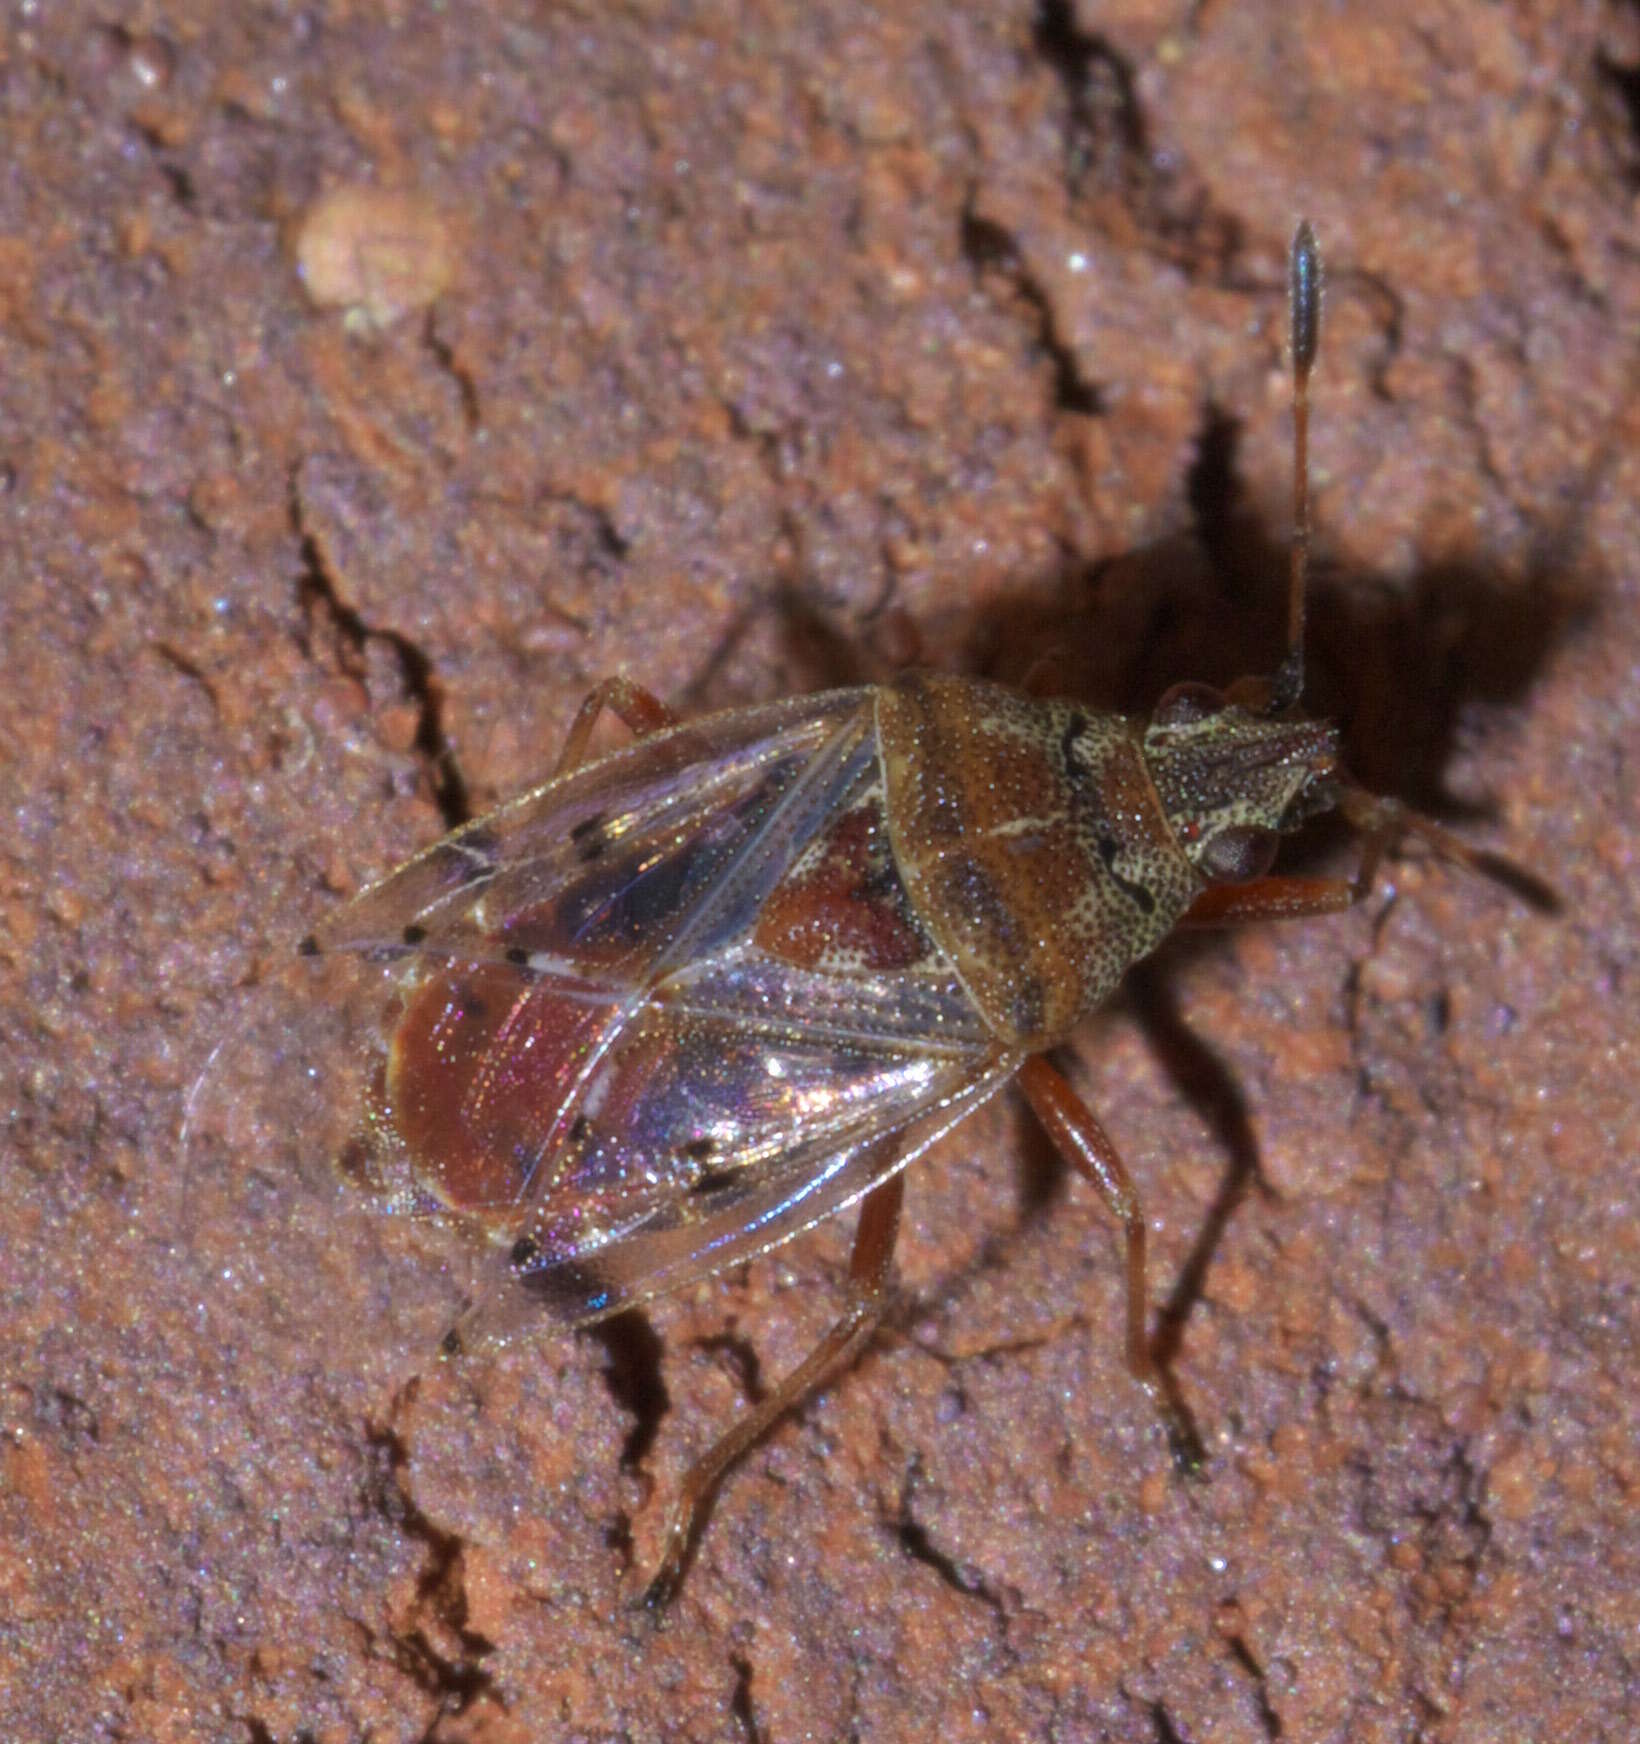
top-left (297, 933), bottom-right (320, 957)
top-left (557, 841), bottom-right (703, 947)
top-left (681, 1136), bottom-right (716, 1160)
top-left (569, 1114), bottom-right (589, 1143)
top-left (570, 812), bottom-right (608, 863)
top-left (689, 1165), bottom-right (740, 1197)
top-left (510, 1234), bottom-right (541, 1269)
top-left (402, 923), bottom-right (428, 946)
top-left (504, 944), bottom-right (531, 966)
top-left (426, 833), bottom-right (499, 891)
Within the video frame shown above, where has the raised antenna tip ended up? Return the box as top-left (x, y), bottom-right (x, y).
top-left (1290, 219), bottom-right (1321, 378)
top-left (1272, 220), bottom-right (1322, 715)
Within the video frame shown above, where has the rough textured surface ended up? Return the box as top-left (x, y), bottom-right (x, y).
top-left (3, 2), bottom-right (1637, 1739)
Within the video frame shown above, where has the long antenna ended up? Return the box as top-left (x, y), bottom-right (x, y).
top-left (1270, 219), bottom-right (1320, 714)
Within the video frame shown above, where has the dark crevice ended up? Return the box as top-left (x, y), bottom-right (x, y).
top-left (692, 1329), bottom-right (766, 1404)
top-left (38, 1386), bottom-right (101, 1446)
top-left (957, 207), bottom-right (1018, 274)
top-left (423, 313), bottom-right (482, 430)
top-left (1184, 403), bottom-right (1242, 591)
top-left (593, 506), bottom-right (631, 562)
top-left (730, 1653), bottom-right (761, 1743)
top-left (362, 1421), bottom-right (498, 1716)
top-left (1444, 1436), bottom-right (1495, 1581)
top-left (1448, 355), bottom-right (1510, 496)
top-left (588, 1311), bottom-right (669, 1471)
top-left (294, 525), bottom-right (471, 832)
top-left (1596, 48), bottom-right (1640, 187)
top-left (535, 484), bottom-right (631, 563)
top-left (1031, 0), bottom-right (1247, 278)
top-left (1033, 0), bottom-right (1147, 187)
top-left (237, 1718), bottom-right (317, 1744)
top-left (156, 161), bottom-right (197, 209)
top-left (897, 1518), bottom-right (991, 1600)
top-left (959, 198), bottom-right (1101, 415)
top-left (1035, 297), bottom-right (1102, 415)
top-left (1328, 267), bottom-right (1406, 401)
top-left (1225, 1634), bottom-right (1284, 1740)
top-left (894, 1465), bottom-right (1008, 1616)
top-left (1150, 1703), bottom-right (1193, 1744)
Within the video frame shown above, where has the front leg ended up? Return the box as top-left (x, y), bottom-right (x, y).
top-left (1181, 784), bottom-right (1498, 929)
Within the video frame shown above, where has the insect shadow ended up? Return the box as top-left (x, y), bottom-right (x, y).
top-left (741, 410), bottom-right (1574, 1405)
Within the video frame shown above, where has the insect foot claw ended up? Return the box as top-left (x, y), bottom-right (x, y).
top-left (630, 1508), bottom-right (693, 1615)
top-left (1145, 1378), bottom-right (1207, 1478)
top-left (1168, 1421), bottom-right (1210, 1481)
top-left (637, 1565), bottom-right (682, 1616)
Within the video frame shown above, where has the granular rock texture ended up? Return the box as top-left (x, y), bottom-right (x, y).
top-left (2, 3), bottom-right (1636, 1740)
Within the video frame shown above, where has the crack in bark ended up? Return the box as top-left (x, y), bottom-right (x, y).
top-left (1224, 1631), bottom-right (1285, 1740)
top-left (1032, 0), bottom-right (1148, 198)
top-left (958, 196), bottom-right (1101, 415)
top-left (1149, 1702), bottom-right (1192, 1744)
top-left (589, 1311), bottom-right (671, 1473)
top-left (893, 1461), bottom-right (1010, 1619)
top-left (729, 1651), bottom-right (762, 1743)
top-left (290, 476), bottom-right (471, 833)
top-left (361, 1418), bottom-right (500, 1722)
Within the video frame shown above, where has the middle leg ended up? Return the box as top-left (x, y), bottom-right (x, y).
top-left (1018, 1055), bottom-right (1203, 1469)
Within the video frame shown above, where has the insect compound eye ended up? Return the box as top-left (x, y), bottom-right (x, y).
top-left (1153, 681), bottom-right (1226, 728)
top-left (1198, 824), bottom-right (1279, 884)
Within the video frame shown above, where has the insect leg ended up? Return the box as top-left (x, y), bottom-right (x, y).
top-left (554, 677), bottom-right (679, 777)
top-left (1179, 792), bottom-right (1497, 929)
top-left (642, 1169), bottom-right (906, 1609)
top-left (1017, 1056), bottom-right (1204, 1471)
top-left (1178, 874), bottom-right (1356, 928)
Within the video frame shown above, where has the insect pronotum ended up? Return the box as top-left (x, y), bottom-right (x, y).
top-left (189, 222), bottom-right (1509, 1606)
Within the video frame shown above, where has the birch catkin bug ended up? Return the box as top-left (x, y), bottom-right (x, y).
top-left (185, 223), bottom-right (1505, 1606)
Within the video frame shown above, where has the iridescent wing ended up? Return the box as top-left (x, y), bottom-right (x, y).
top-left (309, 686), bottom-right (881, 976)
top-left (450, 958), bottom-right (1018, 1346)
top-left (181, 686), bottom-right (1008, 1358)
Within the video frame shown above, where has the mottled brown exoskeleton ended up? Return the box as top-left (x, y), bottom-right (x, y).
top-left (186, 223), bottom-right (1500, 1606)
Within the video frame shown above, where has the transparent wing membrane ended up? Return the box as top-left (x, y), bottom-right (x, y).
top-left (180, 687), bottom-right (999, 1369)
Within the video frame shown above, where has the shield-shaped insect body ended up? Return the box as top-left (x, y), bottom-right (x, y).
top-left (183, 225), bottom-right (1516, 1605)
